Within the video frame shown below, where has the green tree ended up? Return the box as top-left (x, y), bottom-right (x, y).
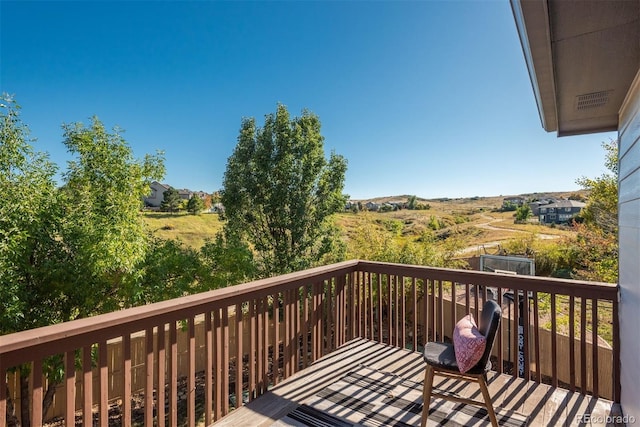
top-left (121, 237), bottom-right (202, 306)
top-left (198, 231), bottom-right (257, 290)
top-left (221, 104), bottom-right (348, 277)
top-left (60, 117), bottom-right (165, 314)
top-left (0, 96), bottom-right (63, 425)
top-left (0, 103), bottom-right (166, 425)
top-left (573, 139), bottom-right (619, 282)
top-left (576, 140), bottom-right (618, 236)
top-left (407, 195), bottom-right (418, 210)
top-left (0, 95), bottom-right (61, 333)
top-left (161, 187), bottom-right (181, 213)
top-left (187, 195), bottom-right (205, 215)
top-left (514, 204), bottom-right (532, 222)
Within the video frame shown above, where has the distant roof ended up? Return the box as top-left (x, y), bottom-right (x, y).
top-left (542, 200), bottom-right (586, 208)
top-left (151, 181), bottom-right (170, 189)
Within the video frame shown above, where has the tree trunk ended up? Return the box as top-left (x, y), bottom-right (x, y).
top-left (19, 374), bottom-right (29, 427)
top-left (5, 384), bottom-right (19, 427)
top-left (42, 382), bottom-right (58, 423)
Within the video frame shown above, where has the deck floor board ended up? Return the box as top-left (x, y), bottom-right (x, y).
top-left (213, 338), bottom-right (619, 427)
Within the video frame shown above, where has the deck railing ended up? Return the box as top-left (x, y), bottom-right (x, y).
top-left (0, 260), bottom-right (619, 426)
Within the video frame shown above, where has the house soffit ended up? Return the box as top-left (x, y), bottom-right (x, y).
top-left (512, 0), bottom-right (640, 136)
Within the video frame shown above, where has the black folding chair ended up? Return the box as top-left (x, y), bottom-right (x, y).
top-left (421, 299), bottom-right (502, 427)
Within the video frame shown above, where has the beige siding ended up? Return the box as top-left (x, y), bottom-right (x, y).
top-left (618, 68), bottom-right (640, 421)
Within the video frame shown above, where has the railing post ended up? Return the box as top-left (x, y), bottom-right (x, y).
top-left (613, 296), bottom-right (621, 402)
top-left (64, 350), bottom-right (75, 427)
top-left (0, 365), bottom-right (6, 427)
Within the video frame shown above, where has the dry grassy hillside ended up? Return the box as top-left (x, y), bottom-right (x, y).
top-left (340, 191), bottom-right (584, 256)
top-left (143, 191), bottom-right (586, 254)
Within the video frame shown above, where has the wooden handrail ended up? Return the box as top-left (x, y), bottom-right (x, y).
top-left (0, 260), bottom-right (359, 366)
top-left (0, 259), bottom-right (621, 426)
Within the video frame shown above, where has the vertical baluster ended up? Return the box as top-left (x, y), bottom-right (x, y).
top-left (31, 358), bottom-right (43, 427)
top-left (214, 311), bottom-right (222, 421)
top-left (274, 293), bottom-right (280, 384)
top-left (430, 279), bottom-right (436, 342)
top-left (123, 334), bottom-right (131, 427)
top-left (496, 287), bottom-right (503, 374)
top-left (422, 278), bottom-right (429, 344)
top-left (569, 295), bottom-right (576, 392)
top-left (169, 323), bottom-right (178, 427)
top-left (205, 314), bottom-right (213, 423)
top-left (356, 272), bottom-right (363, 339)
top-left (262, 297), bottom-right (269, 393)
top-left (438, 280), bottom-right (444, 341)
top-left (236, 303), bottom-right (244, 409)
top-left (285, 290), bottom-right (292, 379)
top-left (580, 297), bottom-right (587, 394)
top-left (377, 274), bottom-right (383, 343)
top-left (64, 350), bottom-right (75, 427)
top-left (336, 278), bottom-right (341, 346)
top-left (465, 283), bottom-right (471, 315)
top-left (303, 285), bottom-right (310, 369)
top-left (0, 365), bottom-right (6, 427)
top-left (451, 282), bottom-right (457, 333)
top-left (188, 317), bottom-right (196, 426)
top-left (144, 330), bottom-right (153, 427)
top-left (551, 294), bottom-right (558, 388)
top-left (613, 297), bottom-right (621, 402)
top-left (368, 273), bottom-right (374, 341)
top-left (312, 283), bottom-right (319, 362)
top-left (513, 291), bottom-right (519, 379)
top-left (83, 345), bottom-right (93, 427)
top-left (400, 276), bottom-right (406, 349)
top-left (523, 291), bottom-right (530, 381)
top-left (256, 300), bottom-right (263, 396)
top-left (387, 274), bottom-right (393, 345)
top-left (99, 341), bottom-right (108, 427)
top-left (325, 280), bottom-right (332, 354)
top-left (293, 288), bottom-right (298, 367)
top-left (592, 299), bottom-right (599, 398)
top-left (473, 282), bottom-right (480, 320)
top-left (347, 271), bottom-right (359, 340)
top-left (222, 308), bottom-right (230, 416)
top-left (532, 292), bottom-right (541, 383)
top-left (412, 277), bottom-right (418, 352)
top-left (249, 300), bottom-right (256, 401)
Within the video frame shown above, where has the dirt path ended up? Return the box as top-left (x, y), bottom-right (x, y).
top-left (458, 214), bottom-right (561, 255)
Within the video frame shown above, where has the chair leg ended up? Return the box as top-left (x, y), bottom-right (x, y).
top-left (478, 374), bottom-right (498, 427)
top-left (421, 365), bottom-right (435, 427)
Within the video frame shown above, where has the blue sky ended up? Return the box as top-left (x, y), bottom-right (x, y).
top-left (1, 1), bottom-right (616, 200)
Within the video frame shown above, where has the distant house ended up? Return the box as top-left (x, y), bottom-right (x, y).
top-left (177, 189), bottom-right (193, 200)
top-left (144, 181), bottom-right (171, 208)
top-left (365, 202), bottom-right (380, 212)
top-left (193, 191), bottom-right (209, 200)
top-left (528, 199), bottom-right (556, 216)
top-left (538, 200), bottom-right (586, 224)
top-left (502, 197), bottom-right (525, 209)
top-left (144, 183), bottom-right (209, 208)
top-left (211, 203), bottom-right (225, 214)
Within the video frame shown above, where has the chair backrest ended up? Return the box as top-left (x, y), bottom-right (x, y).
top-left (477, 299), bottom-right (502, 367)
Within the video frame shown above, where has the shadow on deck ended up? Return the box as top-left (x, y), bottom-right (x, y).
top-left (213, 338), bottom-right (621, 427)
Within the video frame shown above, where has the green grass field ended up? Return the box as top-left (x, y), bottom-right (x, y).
top-left (143, 211), bottom-right (223, 249)
top-left (144, 192), bottom-right (580, 254)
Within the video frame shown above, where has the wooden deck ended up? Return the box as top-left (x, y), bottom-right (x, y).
top-left (213, 338), bottom-right (621, 427)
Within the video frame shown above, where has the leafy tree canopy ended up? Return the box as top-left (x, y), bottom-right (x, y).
top-left (576, 139), bottom-right (618, 236)
top-left (187, 194), bottom-right (205, 215)
top-left (161, 187), bottom-right (181, 213)
top-left (573, 139), bottom-right (618, 282)
top-left (221, 104), bottom-right (348, 276)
